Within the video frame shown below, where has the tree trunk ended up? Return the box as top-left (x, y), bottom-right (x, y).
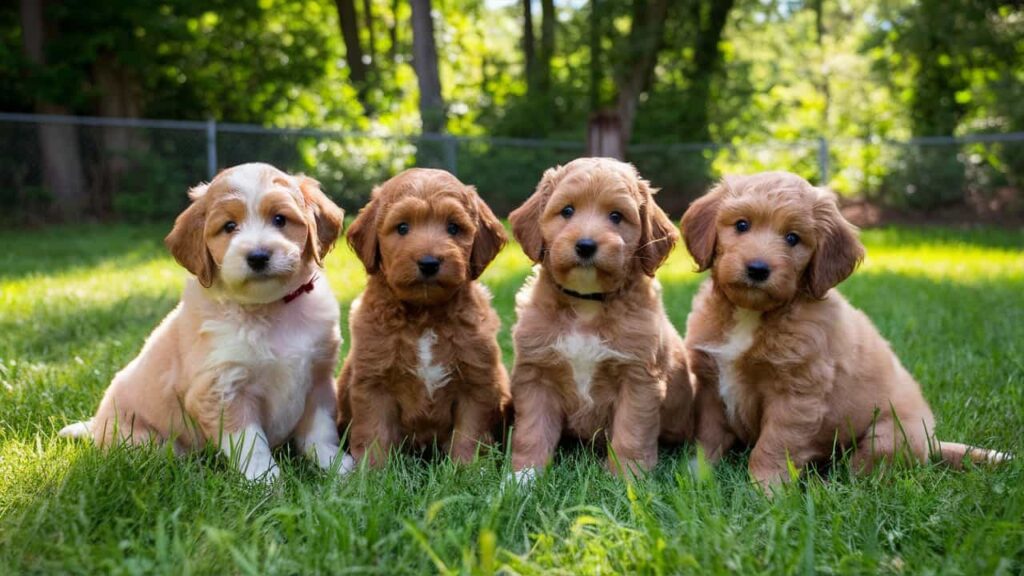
top-left (19, 0), bottom-right (87, 221)
top-left (93, 51), bottom-right (146, 217)
top-left (335, 0), bottom-right (369, 101)
top-left (615, 0), bottom-right (670, 148)
top-left (388, 0), bottom-right (400, 62)
top-left (362, 0), bottom-right (377, 65)
top-left (683, 0), bottom-right (733, 142)
top-left (410, 0), bottom-right (445, 134)
top-left (539, 0), bottom-right (555, 94)
top-left (522, 0), bottom-right (536, 92)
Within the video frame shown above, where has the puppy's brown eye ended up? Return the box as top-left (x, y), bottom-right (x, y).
top-left (272, 214), bottom-right (287, 228)
top-left (785, 232), bottom-right (800, 246)
top-left (560, 205), bottom-right (574, 219)
top-left (223, 221), bottom-right (237, 234)
top-left (609, 211), bottom-right (623, 224)
top-left (397, 223), bottom-right (409, 236)
top-left (446, 222), bottom-right (460, 236)
top-left (735, 219), bottom-right (750, 233)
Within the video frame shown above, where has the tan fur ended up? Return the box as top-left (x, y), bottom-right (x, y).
top-left (508, 158), bottom-right (693, 477)
top-left (60, 163), bottom-right (350, 482)
top-left (336, 168), bottom-right (510, 466)
top-left (680, 171), bottom-right (1007, 490)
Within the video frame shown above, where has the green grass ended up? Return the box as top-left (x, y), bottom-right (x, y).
top-left (1, 223), bottom-right (1022, 574)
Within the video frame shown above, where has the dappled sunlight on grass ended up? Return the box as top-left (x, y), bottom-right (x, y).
top-left (860, 243), bottom-right (1024, 283)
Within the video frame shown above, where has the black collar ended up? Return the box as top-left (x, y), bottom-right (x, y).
top-left (556, 284), bottom-right (607, 302)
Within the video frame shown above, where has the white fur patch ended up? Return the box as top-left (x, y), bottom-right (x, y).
top-left (220, 423), bottom-right (279, 482)
top-left (195, 275), bottom-right (338, 448)
top-left (416, 329), bottom-right (450, 399)
top-left (552, 331), bottom-right (629, 404)
top-left (513, 467), bottom-right (537, 486)
top-left (225, 163), bottom-right (271, 205)
top-left (696, 308), bottom-right (762, 423)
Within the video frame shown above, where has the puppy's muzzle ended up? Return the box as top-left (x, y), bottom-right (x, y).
top-left (417, 255), bottom-right (442, 278)
top-left (575, 238), bottom-right (598, 261)
top-left (745, 260), bottom-right (771, 283)
top-left (247, 249), bottom-right (272, 273)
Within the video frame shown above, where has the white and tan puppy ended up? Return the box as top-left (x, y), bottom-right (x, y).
top-left (60, 162), bottom-right (351, 482)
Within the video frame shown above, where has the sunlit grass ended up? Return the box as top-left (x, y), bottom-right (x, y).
top-left (0, 223), bottom-right (1021, 573)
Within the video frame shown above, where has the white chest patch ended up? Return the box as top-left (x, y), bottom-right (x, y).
top-left (696, 308), bottom-right (762, 423)
top-left (552, 331), bottom-right (628, 404)
top-left (416, 329), bottom-right (451, 399)
top-left (198, 293), bottom-right (333, 446)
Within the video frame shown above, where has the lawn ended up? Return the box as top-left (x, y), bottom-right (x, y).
top-left (1, 223), bottom-right (1022, 574)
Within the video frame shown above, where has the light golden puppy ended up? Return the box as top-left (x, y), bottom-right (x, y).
top-left (336, 168), bottom-right (510, 466)
top-left (508, 158), bottom-right (693, 480)
top-left (681, 171), bottom-right (1007, 490)
top-left (60, 163), bottom-right (350, 482)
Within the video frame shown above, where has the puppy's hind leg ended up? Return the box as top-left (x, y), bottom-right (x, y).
top-left (68, 395), bottom-right (164, 448)
top-left (850, 408), bottom-right (933, 474)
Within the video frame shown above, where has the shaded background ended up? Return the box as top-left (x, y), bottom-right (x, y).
top-left (1, 0), bottom-right (1022, 223)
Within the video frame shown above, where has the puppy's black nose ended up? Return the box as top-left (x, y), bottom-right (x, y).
top-left (418, 255), bottom-right (441, 277)
top-left (575, 238), bottom-right (598, 259)
top-left (246, 249), bottom-right (271, 272)
top-left (746, 260), bottom-right (771, 283)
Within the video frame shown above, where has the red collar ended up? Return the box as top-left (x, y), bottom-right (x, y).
top-left (283, 276), bottom-right (317, 304)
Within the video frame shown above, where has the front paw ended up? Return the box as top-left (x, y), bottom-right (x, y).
top-left (307, 442), bottom-right (356, 476)
top-left (749, 464), bottom-right (789, 496)
top-left (450, 440), bottom-right (483, 464)
top-left (607, 448), bottom-right (656, 478)
top-left (504, 466), bottom-right (537, 488)
top-left (336, 451), bottom-right (356, 475)
top-left (243, 460), bottom-right (281, 484)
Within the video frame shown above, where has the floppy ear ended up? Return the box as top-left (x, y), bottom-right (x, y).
top-left (468, 190), bottom-right (507, 279)
top-left (346, 192), bottom-right (382, 274)
top-left (806, 190), bottom-right (864, 299)
top-left (680, 183), bottom-right (724, 272)
top-left (298, 176), bottom-right (345, 266)
top-left (510, 166), bottom-right (560, 262)
top-left (165, 184), bottom-right (216, 287)
top-left (636, 180), bottom-right (678, 277)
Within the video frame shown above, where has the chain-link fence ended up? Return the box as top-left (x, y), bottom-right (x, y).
top-left (2, 112), bottom-right (1022, 221)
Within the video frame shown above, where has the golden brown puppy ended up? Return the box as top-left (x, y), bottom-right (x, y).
top-left (60, 163), bottom-right (349, 482)
top-left (337, 168), bottom-right (510, 466)
top-left (508, 157), bottom-right (693, 480)
top-left (681, 171), bottom-right (1007, 490)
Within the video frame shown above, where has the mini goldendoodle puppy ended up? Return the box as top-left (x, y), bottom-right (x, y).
top-left (336, 168), bottom-right (510, 466)
top-left (508, 157), bottom-right (693, 479)
top-left (680, 171), bottom-right (1007, 490)
top-left (60, 163), bottom-right (349, 482)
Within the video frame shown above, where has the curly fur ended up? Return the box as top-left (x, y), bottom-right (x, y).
top-left (336, 168), bottom-right (510, 466)
top-left (680, 171), bottom-right (1008, 490)
top-left (508, 158), bottom-right (693, 477)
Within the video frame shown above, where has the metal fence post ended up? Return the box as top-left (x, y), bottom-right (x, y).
top-left (818, 136), bottom-right (829, 186)
top-left (206, 118), bottom-right (217, 180)
top-left (443, 134), bottom-right (457, 176)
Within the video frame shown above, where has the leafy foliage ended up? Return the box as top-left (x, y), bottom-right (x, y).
top-left (0, 0), bottom-right (1021, 216)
